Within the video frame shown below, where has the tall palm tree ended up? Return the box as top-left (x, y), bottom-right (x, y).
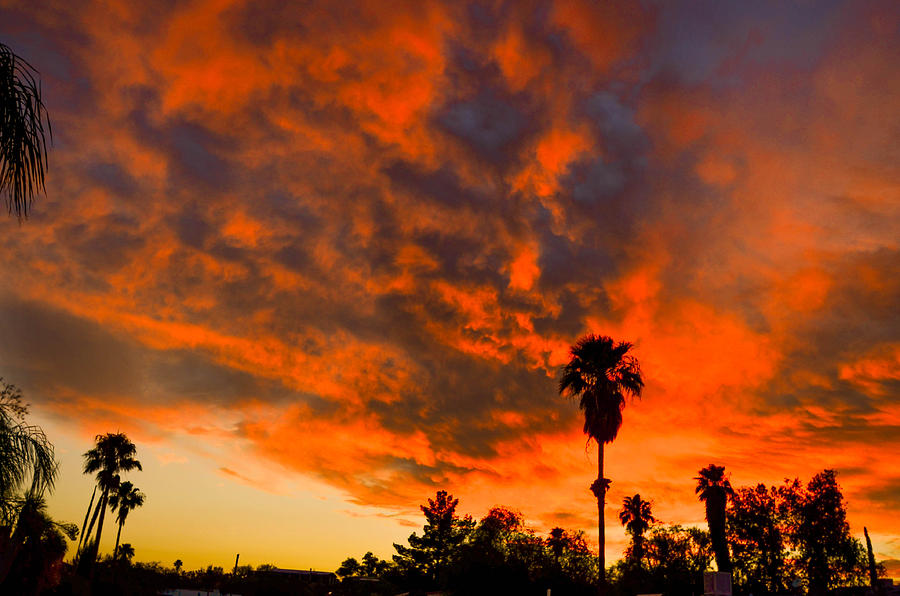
top-left (618, 494), bottom-right (655, 563)
top-left (0, 42), bottom-right (51, 219)
top-left (75, 485), bottom-right (96, 554)
top-left (696, 464), bottom-right (734, 573)
top-left (559, 334), bottom-right (643, 588)
top-left (108, 481), bottom-right (144, 562)
top-left (80, 433), bottom-right (141, 566)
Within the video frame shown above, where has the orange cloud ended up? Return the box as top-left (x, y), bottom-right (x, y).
top-left (2, 0), bottom-right (899, 573)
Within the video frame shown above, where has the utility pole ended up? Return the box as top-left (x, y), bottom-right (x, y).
top-left (234, 553), bottom-right (240, 575)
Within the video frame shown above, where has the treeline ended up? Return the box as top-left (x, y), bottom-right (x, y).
top-left (725, 470), bottom-right (880, 595)
top-left (330, 468), bottom-right (881, 596)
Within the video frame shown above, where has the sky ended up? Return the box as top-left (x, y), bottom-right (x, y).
top-left (1, 0), bottom-right (898, 577)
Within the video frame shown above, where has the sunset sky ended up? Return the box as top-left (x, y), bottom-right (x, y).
top-left (1, 0), bottom-right (898, 577)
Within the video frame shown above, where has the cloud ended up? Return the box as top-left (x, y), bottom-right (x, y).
top-left (1, 0), bottom-right (898, 562)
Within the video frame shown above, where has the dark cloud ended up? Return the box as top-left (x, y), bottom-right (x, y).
top-left (436, 90), bottom-right (539, 166)
top-left (0, 295), bottom-right (301, 410)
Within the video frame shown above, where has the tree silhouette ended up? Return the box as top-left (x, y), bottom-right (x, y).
top-left (393, 490), bottom-right (474, 588)
top-left (785, 469), bottom-right (867, 595)
top-left (696, 464), bottom-right (734, 573)
top-left (547, 527), bottom-right (567, 568)
top-left (117, 542), bottom-right (135, 563)
top-left (641, 524), bottom-right (713, 593)
top-left (0, 495), bottom-right (76, 594)
top-left (727, 483), bottom-right (787, 594)
top-left (174, 558), bottom-right (183, 574)
top-left (337, 556), bottom-right (361, 578)
top-left (619, 494), bottom-right (655, 563)
top-left (864, 527), bottom-right (881, 594)
top-left (0, 42), bottom-right (51, 220)
top-left (559, 334), bottom-right (643, 586)
top-left (108, 480), bottom-right (144, 563)
top-left (79, 433), bottom-right (141, 569)
top-left (0, 379), bottom-right (58, 584)
top-left (0, 379), bottom-right (57, 513)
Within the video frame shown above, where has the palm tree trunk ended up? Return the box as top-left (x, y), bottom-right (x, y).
top-left (597, 441), bottom-right (605, 591)
top-left (93, 492), bottom-right (109, 561)
top-left (82, 489), bottom-right (105, 554)
top-left (708, 497), bottom-right (730, 572)
top-left (76, 486), bottom-right (97, 554)
top-left (114, 519), bottom-right (123, 562)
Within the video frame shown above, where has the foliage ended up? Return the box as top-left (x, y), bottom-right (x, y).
top-left (724, 470), bottom-right (870, 595)
top-left (0, 378), bottom-right (57, 518)
top-left (783, 470), bottom-right (868, 595)
top-left (392, 490), bottom-right (475, 589)
top-left (0, 379), bottom-right (60, 586)
top-left (558, 334), bottom-right (644, 446)
top-left (386, 492), bottom-right (598, 595)
top-left (728, 483), bottom-right (788, 594)
top-left (0, 42), bottom-right (51, 219)
top-left (0, 495), bottom-right (76, 594)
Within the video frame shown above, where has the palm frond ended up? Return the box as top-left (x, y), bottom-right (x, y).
top-left (0, 42), bottom-right (51, 220)
top-left (559, 334), bottom-right (643, 444)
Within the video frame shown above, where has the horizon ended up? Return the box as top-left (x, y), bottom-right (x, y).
top-left (1, 0), bottom-right (898, 583)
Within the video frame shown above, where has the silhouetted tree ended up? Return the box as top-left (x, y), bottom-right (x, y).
top-left (783, 470), bottom-right (867, 595)
top-left (618, 494), bottom-right (655, 564)
top-left (559, 334), bottom-right (643, 586)
top-left (117, 542), bottom-right (135, 563)
top-left (542, 527), bottom-right (596, 592)
top-left (547, 527), bottom-right (568, 568)
top-left (864, 527), bottom-right (882, 594)
top-left (696, 464), bottom-right (734, 573)
top-left (0, 42), bottom-right (51, 219)
top-left (727, 483), bottom-right (788, 594)
top-left (0, 380), bottom-right (57, 513)
top-left (337, 556), bottom-right (361, 578)
top-left (0, 379), bottom-right (58, 584)
top-left (393, 490), bottom-right (474, 589)
top-left (641, 524), bottom-right (712, 594)
top-left (0, 495), bottom-right (76, 594)
top-left (79, 432), bottom-right (141, 569)
top-left (108, 480), bottom-right (144, 563)
top-left (174, 558), bottom-right (183, 574)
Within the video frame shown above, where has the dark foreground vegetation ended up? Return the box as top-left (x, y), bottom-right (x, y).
top-left (25, 473), bottom-right (886, 596)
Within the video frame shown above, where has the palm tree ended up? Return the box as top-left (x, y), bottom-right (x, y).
top-left (174, 558), bottom-right (183, 573)
top-left (618, 494), bottom-right (655, 563)
top-left (108, 481), bottom-right (144, 562)
top-left (0, 495), bottom-right (77, 593)
top-left (0, 380), bottom-right (57, 513)
top-left (0, 42), bottom-right (51, 219)
top-left (547, 527), bottom-right (567, 568)
top-left (559, 334), bottom-right (643, 587)
top-left (117, 542), bottom-right (134, 563)
top-left (79, 433), bottom-right (141, 566)
top-left (695, 464), bottom-right (734, 573)
top-left (0, 380), bottom-right (58, 583)
top-left (75, 485), bottom-right (96, 555)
